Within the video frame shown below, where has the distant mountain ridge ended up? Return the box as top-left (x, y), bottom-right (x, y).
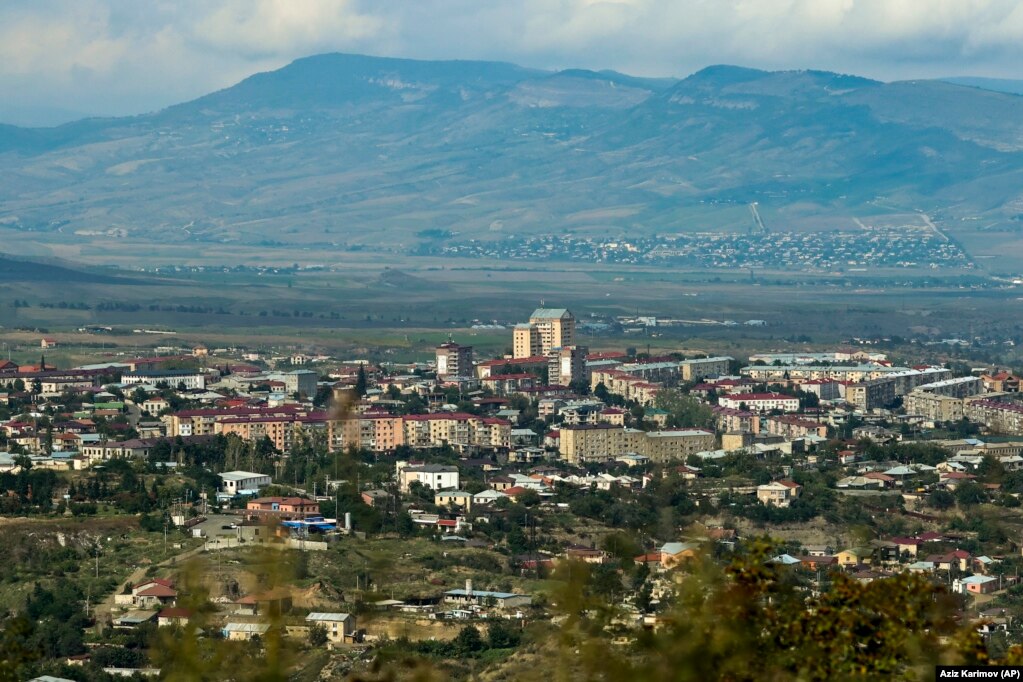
top-left (2, 53), bottom-right (1023, 252)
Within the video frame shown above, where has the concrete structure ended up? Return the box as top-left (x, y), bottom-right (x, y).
top-left (245, 497), bottom-right (320, 521)
top-left (548, 345), bottom-right (588, 387)
top-left (679, 356), bottom-right (733, 381)
top-left (717, 393), bottom-right (800, 413)
top-left (219, 471), bottom-right (272, 496)
top-left (845, 378), bottom-right (896, 412)
top-left (512, 324), bottom-right (542, 359)
top-left (122, 369), bottom-right (207, 391)
top-left (436, 343), bottom-right (473, 379)
top-left (965, 399), bottom-right (1023, 435)
top-left (398, 463), bottom-right (460, 491)
top-left (444, 580), bottom-right (532, 609)
top-left (559, 424), bottom-right (715, 464)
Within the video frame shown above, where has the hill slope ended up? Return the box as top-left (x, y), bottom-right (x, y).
top-left (1, 54), bottom-right (1022, 253)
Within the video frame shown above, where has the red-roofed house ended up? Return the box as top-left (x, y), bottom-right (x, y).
top-left (756, 480), bottom-right (802, 507)
top-left (132, 579), bottom-right (177, 608)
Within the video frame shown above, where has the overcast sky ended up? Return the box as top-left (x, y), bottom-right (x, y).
top-left (3, 0), bottom-right (1023, 125)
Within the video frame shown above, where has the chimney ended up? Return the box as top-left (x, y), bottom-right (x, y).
top-left (465, 579), bottom-right (473, 597)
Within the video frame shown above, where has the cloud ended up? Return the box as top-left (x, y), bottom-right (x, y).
top-left (3, 0), bottom-right (1023, 124)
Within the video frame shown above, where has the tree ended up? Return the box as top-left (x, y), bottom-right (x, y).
top-left (954, 481), bottom-right (986, 507)
top-left (454, 625), bottom-right (484, 656)
top-left (929, 489), bottom-right (955, 511)
top-left (308, 624), bottom-right (328, 647)
top-left (654, 390), bottom-right (713, 429)
top-left (355, 365), bottom-right (367, 397)
top-left (486, 620), bottom-right (521, 649)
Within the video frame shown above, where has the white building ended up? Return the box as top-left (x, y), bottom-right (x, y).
top-left (219, 471), bottom-right (272, 496)
top-left (122, 370), bottom-right (207, 391)
top-left (398, 463), bottom-right (460, 492)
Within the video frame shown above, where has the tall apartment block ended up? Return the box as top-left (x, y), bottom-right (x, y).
top-left (436, 342), bottom-right (473, 378)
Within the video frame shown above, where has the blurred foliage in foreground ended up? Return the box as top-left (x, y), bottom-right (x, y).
top-left (2, 541), bottom-right (1020, 681)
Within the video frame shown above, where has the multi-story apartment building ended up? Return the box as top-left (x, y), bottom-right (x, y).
top-left (481, 373), bottom-right (535, 396)
top-left (712, 406), bottom-right (760, 434)
top-left (548, 345), bottom-right (588, 386)
top-left (215, 414), bottom-right (328, 452)
top-left (513, 308), bottom-right (575, 358)
top-left (741, 364), bottom-right (941, 384)
top-left (679, 356), bottom-right (734, 382)
top-left (914, 376), bottom-right (984, 398)
top-left (796, 379), bottom-right (842, 401)
top-left (559, 423), bottom-right (626, 464)
top-left (529, 308), bottom-right (575, 354)
top-left (512, 324), bottom-right (542, 359)
top-left (763, 415), bottom-right (829, 439)
top-left (717, 393), bottom-right (800, 413)
top-left (590, 368), bottom-right (664, 406)
top-left (965, 399), bottom-right (1023, 435)
top-left (338, 413), bottom-right (511, 453)
top-left (559, 424), bottom-right (715, 464)
top-left (904, 392), bottom-right (966, 422)
top-left (436, 343), bottom-right (473, 379)
top-left (845, 378), bottom-right (896, 412)
top-left (165, 406), bottom-right (309, 437)
top-left (335, 413), bottom-right (405, 452)
top-left (640, 429), bottom-right (716, 462)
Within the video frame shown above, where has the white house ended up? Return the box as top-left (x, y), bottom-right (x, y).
top-left (398, 464), bottom-right (459, 492)
top-left (220, 471), bottom-right (272, 496)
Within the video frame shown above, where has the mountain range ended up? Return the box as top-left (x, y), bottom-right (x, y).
top-left (2, 53), bottom-right (1023, 256)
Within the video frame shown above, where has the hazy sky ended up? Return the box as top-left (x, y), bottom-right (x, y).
top-left (3, 0), bottom-right (1023, 125)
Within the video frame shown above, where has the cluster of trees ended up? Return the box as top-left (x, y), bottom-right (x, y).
top-left (387, 622), bottom-right (522, 660)
top-left (0, 468), bottom-right (60, 514)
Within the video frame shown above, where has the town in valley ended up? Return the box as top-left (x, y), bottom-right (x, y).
top-left (5, 305), bottom-right (1023, 678)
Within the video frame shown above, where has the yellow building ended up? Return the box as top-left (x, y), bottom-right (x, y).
top-left (513, 324), bottom-right (541, 359)
top-left (513, 308), bottom-right (575, 358)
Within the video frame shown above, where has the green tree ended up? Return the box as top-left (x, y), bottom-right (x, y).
top-left (355, 365), bottom-right (368, 397)
top-left (930, 489), bottom-right (955, 510)
top-left (454, 625), bottom-right (484, 656)
top-left (308, 624), bottom-right (328, 647)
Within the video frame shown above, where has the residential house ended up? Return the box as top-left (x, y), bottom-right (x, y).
top-left (245, 497), bottom-right (320, 521)
top-left (756, 480), bottom-right (801, 508)
top-left (435, 490), bottom-right (474, 511)
top-left (224, 622), bottom-right (271, 641)
top-left (305, 612), bottom-right (356, 644)
top-left (659, 542), bottom-right (700, 569)
top-left (360, 489), bottom-right (392, 507)
top-left (157, 607), bottom-right (193, 628)
top-left (398, 463), bottom-right (460, 492)
top-left (957, 575), bottom-right (999, 595)
top-left (131, 579), bottom-right (177, 608)
top-left (836, 547), bottom-right (873, 567)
